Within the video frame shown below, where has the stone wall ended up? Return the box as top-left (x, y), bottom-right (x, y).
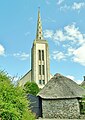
top-left (80, 115), bottom-right (85, 119)
top-left (42, 98), bottom-right (80, 119)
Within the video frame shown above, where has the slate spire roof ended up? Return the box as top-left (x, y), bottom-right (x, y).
top-left (37, 73), bottom-right (85, 99)
top-left (36, 8), bottom-right (43, 40)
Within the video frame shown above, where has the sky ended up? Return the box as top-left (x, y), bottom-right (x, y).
top-left (0, 0), bottom-right (85, 84)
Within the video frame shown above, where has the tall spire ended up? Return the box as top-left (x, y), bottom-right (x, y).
top-left (36, 8), bottom-right (43, 40)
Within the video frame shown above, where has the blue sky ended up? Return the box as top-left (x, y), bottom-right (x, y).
top-left (0, 0), bottom-right (85, 83)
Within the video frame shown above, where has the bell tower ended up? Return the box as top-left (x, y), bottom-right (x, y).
top-left (31, 9), bottom-right (50, 88)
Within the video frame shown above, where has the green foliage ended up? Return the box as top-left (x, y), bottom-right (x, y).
top-left (80, 99), bottom-right (85, 114)
top-left (0, 71), bottom-right (35, 120)
top-left (24, 81), bottom-right (40, 95)
top-left (80, 86), bottom-right (85, 114)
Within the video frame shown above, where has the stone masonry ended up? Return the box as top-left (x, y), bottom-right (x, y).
top-left (42, 98), bottom-right (80, 119)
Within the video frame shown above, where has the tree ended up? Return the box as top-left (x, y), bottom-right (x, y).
top-left (0, 70), bottom-right (35, 120)
top-left (24, 81), bottom-right (40, 95)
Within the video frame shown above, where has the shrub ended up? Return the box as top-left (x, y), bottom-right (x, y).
top-left (0, 71), bottom-right (35, 120)
top-left (24, 81), bottom-right (40, 95)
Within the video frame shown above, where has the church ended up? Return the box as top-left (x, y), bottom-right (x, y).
top-left (19, 10), bottom-right (85, 119)
top-left (19, 9), bottom-right (52, 88)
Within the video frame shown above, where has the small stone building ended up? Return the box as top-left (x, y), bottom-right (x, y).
top-left (37, 73), bottom-right (85, 119)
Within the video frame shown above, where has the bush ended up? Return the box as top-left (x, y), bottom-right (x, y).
top-left (0, 71), bottom-right (35, 120)
top-left (24, 81), bottom-right (40, 95)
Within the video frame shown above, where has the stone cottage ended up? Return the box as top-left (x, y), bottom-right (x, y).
top-left (37, 73), bottom-right (85, 119)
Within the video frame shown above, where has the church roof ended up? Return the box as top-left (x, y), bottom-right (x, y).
top-left (20, 70), bottom-right (31, 80)
top-left (37, 73), bottom-right (85, 99)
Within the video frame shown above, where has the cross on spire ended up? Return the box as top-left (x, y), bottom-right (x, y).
top-left (36, 8), bottom-right (43, 40)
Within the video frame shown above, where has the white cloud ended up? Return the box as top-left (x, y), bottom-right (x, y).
top-left (72, 2), bottom-right (85, 10)
top-left (52, 43), bottom-right (85, 66)
top-left (44, 23), bottom-right (85, 46)
top-left (67, 47), bottom-right (75, 56)
top-left (53, 29), bottom-right (65, 41)
top-left (44, 23), bottom-right (85, 66)
top-left (9, 74), bottom-right (19, 85)
top-left (0, 44), bottom-right (5, 56)
top-left (13, 76), bottom-right (19, 82)
top-left (66, 75), bottom-right (75, 80)
top-left (13, 52), bottom-right (29, 60)
top-left (11, 76), bottom-right (19, 82)
top-left (44, 29), bottom-right (53, 38)
top-left (60, 4), bottom-right (70, 11)
top-left (59, 2), bottom-right (85, 12)
top-left (66, 75), bottom-right (82, 84)
top-left (43, 18), bottom-right (56, 23)
top-left (73, 44), bottom-right (85, 66)
top-left (57, 0), bottom-right (64, 5)
top-left (76, 80), bottom-right (82, 84)
top-left (64, 24), bottom-right (85, 45)
top-left (52, 51), bottom-right (66, 61)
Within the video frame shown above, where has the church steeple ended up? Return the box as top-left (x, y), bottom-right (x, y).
top-left (19, 9), bottom-right (50, 89)
top-left (36, 8), bottom-right (43, 40)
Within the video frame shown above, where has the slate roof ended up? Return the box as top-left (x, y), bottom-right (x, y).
top-left (37, 73), bottom-right (85, 99)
